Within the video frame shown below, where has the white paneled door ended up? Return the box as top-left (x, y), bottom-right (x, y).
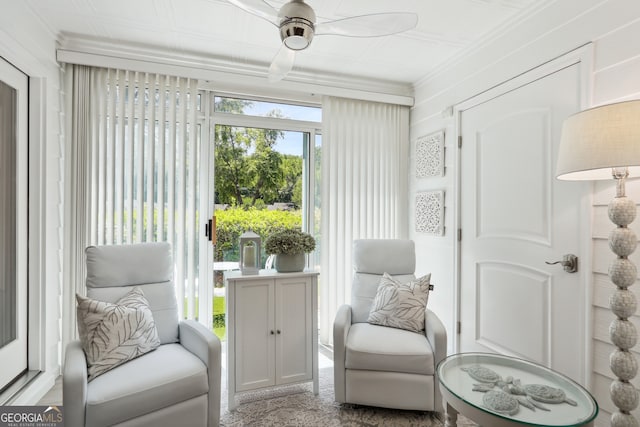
top-left (459, 60), bottom-right (588, 382)
top-left (0, 58), bottom-right (28, 390)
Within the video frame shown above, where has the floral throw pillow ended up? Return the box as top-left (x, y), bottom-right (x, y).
top-left (367, 272), bottom-right (432, 333)
top-left (76, 287), bottom-right (161, 381)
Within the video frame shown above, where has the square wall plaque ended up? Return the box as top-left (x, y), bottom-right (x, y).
top-left (416, 130), bottom-right (445, 178)
top-left (415, 190), bottom-right (444, 236)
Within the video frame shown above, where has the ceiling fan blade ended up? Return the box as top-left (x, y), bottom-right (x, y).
top-left (226, 0), bottom-right (279, 26)
top-left (268, 44), bottom-right (296, 82)
top-left (315, 12), bottom-right (418, 37)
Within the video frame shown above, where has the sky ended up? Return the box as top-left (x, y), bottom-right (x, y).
top-left (244, 100), bottom-right (322, 156)
top-left (244, 101), bottom-right (322, 123)
top-left (275, 131), bottom-right (304, 156)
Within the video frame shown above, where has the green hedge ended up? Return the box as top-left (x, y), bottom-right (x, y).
top-left (215, 207), bottom-right (302, 264)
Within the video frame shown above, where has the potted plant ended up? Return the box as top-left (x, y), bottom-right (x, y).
top-left (264, 228), bottom-right (316, 272)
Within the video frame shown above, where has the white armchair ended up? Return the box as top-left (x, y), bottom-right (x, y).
top-left (63, 242), bottom-right (221, 427)
top-left (333, 239), bottom-right (447, 412)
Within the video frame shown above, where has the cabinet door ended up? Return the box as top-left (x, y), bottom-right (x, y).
top-left (234, 279), bottom-right (275, 391)
top-left (275, 276), bottom-right (313, 385)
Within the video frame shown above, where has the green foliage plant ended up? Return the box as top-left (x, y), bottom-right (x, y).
top-left (265, 229), bottom-right (316, 255)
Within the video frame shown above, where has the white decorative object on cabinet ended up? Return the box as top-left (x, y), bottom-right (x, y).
top-left (225, 270), bottom-right (319, 410)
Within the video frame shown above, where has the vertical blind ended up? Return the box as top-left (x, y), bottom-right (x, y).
top-left (319, 96), bottom-right (410, 344)
top-left (75, 67), bottom-right (203, 322)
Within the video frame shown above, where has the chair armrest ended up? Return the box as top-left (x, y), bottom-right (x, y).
top-left (425, 308), bottom-right (447, 366)
top-left (179, 320), bottom-right (222, 427)
top-left (425, 308), bottom-right (447, 413)
top-left (333, 304), bottom-right (352, 403)
top-left (63, 341), bottom-right (88, 427)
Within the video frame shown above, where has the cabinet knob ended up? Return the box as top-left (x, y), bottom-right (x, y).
top-left (277, 330), bottom-right (281, 334)
top-left (270, 330), bottom-right (275, 335)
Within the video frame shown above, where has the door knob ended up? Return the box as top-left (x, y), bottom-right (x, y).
top-left (545, 254), bottom-right (578, 273)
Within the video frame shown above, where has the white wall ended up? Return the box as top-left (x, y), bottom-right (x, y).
top-left (409, 0), bottom-right (640, 425)
top-left (0, 1), bottom-right (63, 402)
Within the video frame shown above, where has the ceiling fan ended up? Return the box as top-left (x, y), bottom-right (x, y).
top-left (226, 0), bottom-right (418, 82)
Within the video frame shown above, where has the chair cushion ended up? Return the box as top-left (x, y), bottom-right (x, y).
top-left (85, 243), bottom-right (179, 344)
top-left (85, 243), bottom-right (173, 288)
top-left (76, 287), bottom-right (161, 381)
top-left (368, 272), bottom-right (432, 333)
top-left (86, 343), bottom-right (208, 427)
top-left (350, 239), bottom-right (417, 323)
top-left (352, 239), bottom-right (416, 275)
top-left (345, 323), bottom-right (435, 375)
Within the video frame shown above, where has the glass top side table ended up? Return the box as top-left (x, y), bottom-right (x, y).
top-left (437, 353), bottom-right (598, 427)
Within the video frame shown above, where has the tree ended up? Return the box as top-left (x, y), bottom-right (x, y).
top-left (214, 98), bottom-right (253, 206)
top-left (248, 125), bottom-right (283, 205)
top-left (215, 102), bottom-right (290, 207)
top-left (215, 125), bottom-right (249, 206)
top-left (280, 154), bottom-right (303, 206)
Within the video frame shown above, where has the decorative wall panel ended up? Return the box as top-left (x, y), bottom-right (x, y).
top-left (416, 130), bottom-right (444, 178)
top-left (415, 190), bottom-right (444, 236)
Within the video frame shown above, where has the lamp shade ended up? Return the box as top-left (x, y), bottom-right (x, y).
top-left (556, 100), bottom-right (640, 180)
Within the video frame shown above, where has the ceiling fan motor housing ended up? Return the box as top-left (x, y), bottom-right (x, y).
top-left (278, 0), bottom-right (316, 50)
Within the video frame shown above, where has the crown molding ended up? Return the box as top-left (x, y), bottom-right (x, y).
top-left (56, 33), bottom-right (414, 106)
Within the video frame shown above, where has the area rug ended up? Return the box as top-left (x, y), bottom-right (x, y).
top-left (220, 367), bottom-right (476, 426)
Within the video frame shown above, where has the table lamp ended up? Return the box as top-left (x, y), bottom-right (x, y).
top-left (557, 100), bottom-right (640, 427)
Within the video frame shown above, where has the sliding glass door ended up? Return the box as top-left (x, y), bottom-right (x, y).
top-left (0, 58), bottom-right (28, 391)
top-left (208, 95), bottom-right (321, 340)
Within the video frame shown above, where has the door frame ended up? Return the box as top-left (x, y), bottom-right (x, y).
top-left (452, 44), bottom-right (594, 385)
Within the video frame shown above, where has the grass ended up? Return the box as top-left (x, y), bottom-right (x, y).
top-left (213, 296), bottom-right (225, 314)
top-left (213, 295), bottom-right (226, 341)
top-left (183, 295), bottom-right (227, 341)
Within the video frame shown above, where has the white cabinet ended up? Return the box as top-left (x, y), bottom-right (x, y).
top-left (225, 270), bottom-right (319, 410)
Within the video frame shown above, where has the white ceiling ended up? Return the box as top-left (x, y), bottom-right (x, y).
top-left (26, 0), bottom-right (545, 85)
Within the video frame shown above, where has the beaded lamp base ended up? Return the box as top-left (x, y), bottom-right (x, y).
top-left (608, 178), bottom-right (640, 427)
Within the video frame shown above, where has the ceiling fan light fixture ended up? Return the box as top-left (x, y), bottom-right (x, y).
top-left (226, 0), bottom-right (419, 81)
top-left (280, 18), bottom-right (314, 50)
